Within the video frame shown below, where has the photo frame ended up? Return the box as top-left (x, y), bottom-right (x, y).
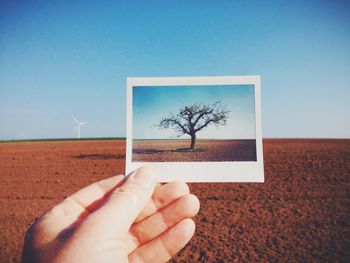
top-left (126, 76), bottom-right (264, 182)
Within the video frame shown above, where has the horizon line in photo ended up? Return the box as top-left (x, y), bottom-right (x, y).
top-left (132, 138), bottom-right (256, 140)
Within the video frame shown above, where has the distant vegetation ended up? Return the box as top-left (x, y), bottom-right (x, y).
top-left (0, 137), bottom-right (126, 143)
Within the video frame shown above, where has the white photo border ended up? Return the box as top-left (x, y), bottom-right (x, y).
top-left (126, 76), bottom-right (264, 182)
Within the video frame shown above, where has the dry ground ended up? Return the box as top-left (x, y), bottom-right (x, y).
top-left (133, 139), bottom-right (257, 162)
top-left (0, 139), bottom-right (349, 262)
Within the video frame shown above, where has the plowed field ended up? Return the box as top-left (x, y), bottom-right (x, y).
top-left (0, 139), bottom-right (349, 262)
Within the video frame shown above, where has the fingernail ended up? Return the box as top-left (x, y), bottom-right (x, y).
top-left (133, 166), bottom-right (157, 189)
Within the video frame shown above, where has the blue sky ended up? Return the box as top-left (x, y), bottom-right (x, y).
top-left (0, 0), bottom-right (349, 139)
top-left (133, 85), bottom-right (255, 139)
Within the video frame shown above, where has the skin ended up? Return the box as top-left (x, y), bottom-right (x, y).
top-left (22, 167), bottom-right (200, 263)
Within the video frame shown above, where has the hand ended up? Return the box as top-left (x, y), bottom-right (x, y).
top-left (22, 167), bottom-right (200, 263)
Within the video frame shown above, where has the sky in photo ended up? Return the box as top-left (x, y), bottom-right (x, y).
top-left (133, 85), bottom-right (255, 140)
top-left (1, 0), bottom-right (349, 139)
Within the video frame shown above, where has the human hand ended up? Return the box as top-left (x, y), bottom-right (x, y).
top-left (22, 167), bottom-right (200, 263)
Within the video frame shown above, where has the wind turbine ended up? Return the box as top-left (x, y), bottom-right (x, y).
top-left (72, 116), bottom-right (87, 139)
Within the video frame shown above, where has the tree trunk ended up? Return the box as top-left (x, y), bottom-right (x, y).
top-left (190, 133), bottom-right (196, 149)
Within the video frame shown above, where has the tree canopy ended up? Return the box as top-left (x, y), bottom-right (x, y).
top-left (158, 101), bottom-right (229, 149)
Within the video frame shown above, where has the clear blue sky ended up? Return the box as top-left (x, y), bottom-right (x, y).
top-left (133, 85), bottom-right (255, 139)
top-left (1, 0), bottom-right (349, 139)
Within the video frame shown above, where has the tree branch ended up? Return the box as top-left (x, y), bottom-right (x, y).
top-left (157, 101), bottom-right (230, 138)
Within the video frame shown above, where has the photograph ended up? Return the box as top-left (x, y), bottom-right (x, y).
top-left (132, 85), bottom-right (256, 162)
top-left (126, 76), bottom-right (264, 182)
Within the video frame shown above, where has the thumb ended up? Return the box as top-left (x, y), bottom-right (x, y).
top-left (87, 166), bottom-right (157, 236)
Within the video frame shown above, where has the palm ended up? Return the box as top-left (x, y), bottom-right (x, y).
top-left (23, 175), bottom-right (199, 263)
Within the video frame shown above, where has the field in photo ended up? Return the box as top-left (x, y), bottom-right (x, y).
top-left (132, 139), bottom-right (257, 162)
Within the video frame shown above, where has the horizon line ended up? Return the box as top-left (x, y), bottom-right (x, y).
top-left (1, 136), bottom-right (350, 143)
top-left (0, 137), bottom-right (126, 143)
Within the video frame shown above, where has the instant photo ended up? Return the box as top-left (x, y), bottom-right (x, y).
top-left (126, 76), bottom-right (264, 182)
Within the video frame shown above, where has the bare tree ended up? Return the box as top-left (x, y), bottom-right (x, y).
top-left (157, 101), bottom-right (230, 150)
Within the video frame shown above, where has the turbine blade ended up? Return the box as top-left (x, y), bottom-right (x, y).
top-left (72, 116), bottom-right (79, 124)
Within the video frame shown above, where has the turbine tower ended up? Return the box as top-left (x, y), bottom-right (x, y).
top-left (72, 116), bottom-right (87, 139)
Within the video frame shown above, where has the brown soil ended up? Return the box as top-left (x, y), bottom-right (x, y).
top-left (0, 139), bottom-right (349, 262)
top-left (133, 139), bottom-right (257, 162)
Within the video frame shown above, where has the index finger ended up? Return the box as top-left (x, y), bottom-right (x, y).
top-left (34, 175), bottom-right (126, 246)
top-left (45, 175), bottom-right (125, 220)
top-left (135, 181), bottom-right (190, 223)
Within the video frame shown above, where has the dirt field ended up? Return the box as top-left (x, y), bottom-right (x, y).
top-left (0, 139), bottom-right (349, 262)
top-left (133, 139), bottom-right (257, 162)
